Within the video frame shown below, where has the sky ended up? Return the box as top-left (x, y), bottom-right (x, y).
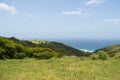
top-left (0, 0), bottom-right (120, 39)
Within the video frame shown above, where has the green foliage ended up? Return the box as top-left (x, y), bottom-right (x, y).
top-left (25, 48), bottom-right (34, 57)
top-left (98, 51), bottom-right (109, 60)
top-left (15, 44), bottom-right (25, 53)
top-left (10, 37), bottom-right (36, 47)
top-left (55, 52), bottom-right (63, 58)
top-left (33, 52), bottom-right (54, 59)
top-left (109, 53), bottom-right (115, 57)
top-left (0, 37), bottom-right (25, 59)
top-left (0, 36), bottom-right (87, 59)
top-left (36, 42), bottom-right (86, 56)
top-left (14, 53), bottom-right (26, 59)
top-left (95, 45), bottom-right (120, 57)
top-left (0, 37), bottom-right (16, 58)
top-left (26, 48), bottom-right (62, 59)
top-left (114, 53), bottom-right (120, 59)
top-left (0, 48), bottom-right (6, 59)
top-left (90, 51), bottom-right (110, 60)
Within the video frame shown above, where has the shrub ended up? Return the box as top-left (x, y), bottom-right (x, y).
top-left (15, 44), bottom-right (25, 53)
top-left (14, 53), bottom-right (26, 59)
top-left (0, 48), bottom-right (6, 59)
top-left (25, 49), bottom-right (34, 58)
top-left (33, 51), bottom-right (55, 59)
top-left (114, 53), bottom-right (120, 59)
top-left (90, 53), bottom-right (98, 60)
top-left (0, 53), bottom-right (5, 59)
top-left (98, 51), bottom-right (109, 60)
top-left (55, 52), bottom-right (63, 58)
top-left (109, 53), bottom-right (115, 57)
top-left (34, 52), bottom-right (54, 59)
top-left (26, 48), bottom-right (61, 58)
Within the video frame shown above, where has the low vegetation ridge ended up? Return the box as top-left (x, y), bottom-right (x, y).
top-left (0, 36), bottom-right (86, 59)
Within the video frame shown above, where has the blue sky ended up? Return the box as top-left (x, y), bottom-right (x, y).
top-left (0, 0), bottom-right (120, 39)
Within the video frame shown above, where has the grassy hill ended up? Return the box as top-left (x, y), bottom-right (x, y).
top-left (95, 45), bottom-right (120, 54)
top-left (29, 40), bottom-right (86, 56)
top-left (95, 45), bottom-right (120, 57)
top-left (10, 37), bottom-right (86, 56)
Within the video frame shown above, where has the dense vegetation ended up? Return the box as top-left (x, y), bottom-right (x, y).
top-left (0, 37), bottom-right (25, 59)
top-left (0, 36), bottom-right (85, 59)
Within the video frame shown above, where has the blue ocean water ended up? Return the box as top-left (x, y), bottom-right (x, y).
top-left (45, 39), bottom-right (120, 52)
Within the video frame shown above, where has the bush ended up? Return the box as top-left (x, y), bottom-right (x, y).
top-left (90, 53), bottom-right (98, 60)
top-left (98, 51), bottom-right (109, 60)
top-left (25, 49), bottom-right (34, 58)
top-left (0, 53), bottom-right (5, 59)
top-left (0, 48), bottom-right (6, 59)
top-left (15, 44), bottom-right (25, 53)
top-left (55, 52), bottom-right (63, 58)
top-left (114, 53), bottom-right (120, 59)
top-left (14, 53), bottom-right (26, 59)
top-left (109, 53), bottom-right (115, 57)
top-left (33, 51), bottom-right (55, 59)
top-left (26, 48), bottom-right (61, 58)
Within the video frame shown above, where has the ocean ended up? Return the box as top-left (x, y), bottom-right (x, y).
top-left (44, 39), bottom-right (120, 52)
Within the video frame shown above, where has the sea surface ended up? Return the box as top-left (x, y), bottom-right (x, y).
top-left (43, 39), bottom-right (120, 52)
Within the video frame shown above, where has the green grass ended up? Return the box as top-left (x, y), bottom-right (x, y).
top-left (0, 57), bottom-right (120, 80)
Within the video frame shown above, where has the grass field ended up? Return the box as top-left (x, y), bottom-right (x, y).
top-left (0, 57), bottom-right (120, 80)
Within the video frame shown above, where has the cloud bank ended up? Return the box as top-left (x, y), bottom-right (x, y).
top-left (0, 2), bottom-right (17, 15)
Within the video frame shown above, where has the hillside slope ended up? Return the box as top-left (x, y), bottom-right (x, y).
top-left (30, 41), bottom-right (86, 56)
top-left (95, 44), bottom-right (120, 57)
top-left (9, 37), bottom-right (86, 56)
top-left (0, 36), bottom-right (86, 58)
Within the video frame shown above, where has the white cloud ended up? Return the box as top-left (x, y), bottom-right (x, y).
top-left (63, 11), bottom-right (82, 15)
top-left (85, 0), bottom-right (104, 6)
top-left (62, 9), bottom-right (87, 17)
top-left (0, 2), bottom-right (17, 15)
top-left (27, 14), bottom-right (36, 18)
top-left (103, 19), bottom-right (120, 24)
